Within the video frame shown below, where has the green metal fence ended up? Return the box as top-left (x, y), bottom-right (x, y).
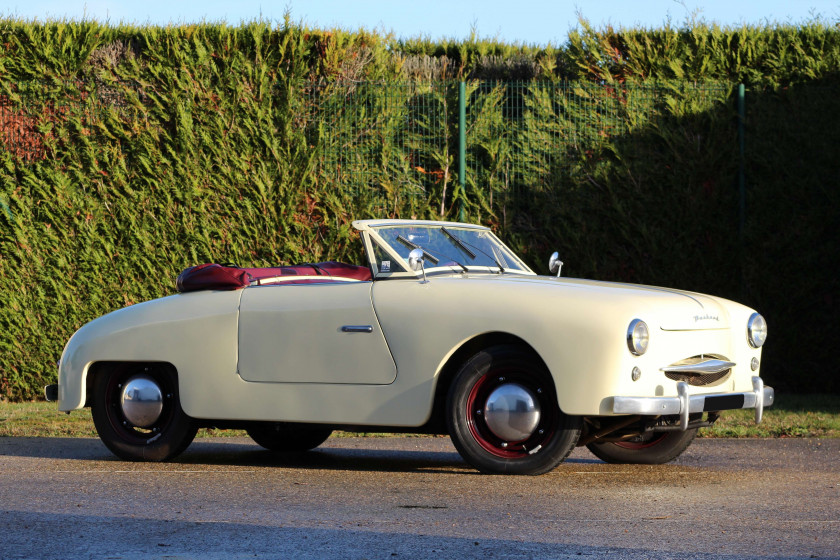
top-left (303, 82), bottom-right (453, 205)
top-left (3, 79), bottom-right (732, 203)
top-left (302, 81), bottom-right (732, 214)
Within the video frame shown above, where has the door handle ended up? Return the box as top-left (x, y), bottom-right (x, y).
top-left (341, 325), bottom-right (373, 333)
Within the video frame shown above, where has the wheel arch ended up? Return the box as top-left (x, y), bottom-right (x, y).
top-left (88, 360), bottom-right (197, 462)
top-left (427, 332), bottom-right (556, 432)
top-left (84, 361), bottom-right (180, 407)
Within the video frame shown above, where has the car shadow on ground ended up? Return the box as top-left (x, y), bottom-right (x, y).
top-left (0, 436), bottom-right (604, 473)
top-left (2, 509), bottom-right (767, 560)
top-left (183, 443), bottom-right (474, 473)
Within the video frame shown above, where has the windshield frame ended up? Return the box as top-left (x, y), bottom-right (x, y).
top-left (358, 221), bottom-right (535, 279)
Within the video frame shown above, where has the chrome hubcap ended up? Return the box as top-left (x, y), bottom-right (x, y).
top-left (120, 375), bottom-right (164, 428)
top-left (483, 383), bottom-right (541, 442)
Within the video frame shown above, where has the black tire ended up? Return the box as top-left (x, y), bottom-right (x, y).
top-left (586, 429), bottom-right (697, 464)
top-left (246, 423), bottom-right (333, 452)
top-left (446, 345), bottom-right (581, 475)
top-left (91, 363), bottom-right (197, 462)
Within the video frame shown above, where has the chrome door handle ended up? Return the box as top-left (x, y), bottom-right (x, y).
top-left (341, 325), bottom-right (373, 333)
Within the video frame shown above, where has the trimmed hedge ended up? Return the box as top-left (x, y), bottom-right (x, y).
top-left (1, 18), bottom-right (839, 399)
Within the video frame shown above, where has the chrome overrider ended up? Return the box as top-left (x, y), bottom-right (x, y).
top-left (613, 376), bottom-right (774, 431)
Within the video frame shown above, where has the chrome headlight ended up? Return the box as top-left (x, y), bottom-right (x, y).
top-left (627, 319), bottom-right (649, 356)
top-left (747, 313), bottom-right (767, 348)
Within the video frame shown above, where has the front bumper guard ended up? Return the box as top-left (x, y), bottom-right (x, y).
top-left (613, 376), bottom-right (774, 431)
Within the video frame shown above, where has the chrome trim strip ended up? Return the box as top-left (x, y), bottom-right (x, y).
top-left (341, 325), bottom-right (373, 333)
top-left (660, 359), bottom-right (736, 375)
top-left (251, 276), bottom-right (365, 286)
top-left (613, 383), bottom-right (775, 430)
top-left (354, 219), bottom-right (489, 231)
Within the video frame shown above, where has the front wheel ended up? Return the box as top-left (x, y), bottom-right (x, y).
top-left (246, 423), bottom-right (333, 452)
top-left (91, 363), bottom-right (197, 462)
top-left (586, 429), bottom-right (698, 464)
top-left (446, 345), bottom-right (581, 475)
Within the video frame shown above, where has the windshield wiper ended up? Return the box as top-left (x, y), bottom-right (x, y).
top-left (396, 235), bottom-right (440, 264)
top-left (397, 234), bottom-right (468, 273)
top-left (441, 227), bottom-right (477, 259)
top-left (440, 229), bottom-right (505, 273)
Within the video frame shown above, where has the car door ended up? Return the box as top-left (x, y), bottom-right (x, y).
top-left (237, 281), bottom-right (397, 384)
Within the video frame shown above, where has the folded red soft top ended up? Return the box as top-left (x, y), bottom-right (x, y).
top-left (176, 262), bottom-right (372, 293)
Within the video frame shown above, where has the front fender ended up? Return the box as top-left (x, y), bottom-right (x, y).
top-left (372, 276), bottom-right (762, 418)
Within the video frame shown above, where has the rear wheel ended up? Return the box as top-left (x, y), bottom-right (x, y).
top-left (91, 363), bottom-right (197, 462)
top-left (246, 423), bottom-right (333, 452)
top-left (446, 345), bottom-right (581, 475)
top-left (586, 429), bottom-right (697, 464)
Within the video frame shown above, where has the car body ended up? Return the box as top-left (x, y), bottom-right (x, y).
top-left (48, 219), bottom-right (773, 474)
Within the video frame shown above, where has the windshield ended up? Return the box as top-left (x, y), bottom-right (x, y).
top-left (370, 224), bottom-right (531, 274)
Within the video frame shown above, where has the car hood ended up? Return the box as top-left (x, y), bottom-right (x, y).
top-left (447, 273), bottom-right (731, 330)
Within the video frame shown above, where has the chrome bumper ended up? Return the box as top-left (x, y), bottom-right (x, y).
top-left (613, 376), bottom-right (775, 431)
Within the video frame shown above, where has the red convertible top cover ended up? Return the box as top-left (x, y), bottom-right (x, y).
top-left (176, 262), bottom-right (372, 293)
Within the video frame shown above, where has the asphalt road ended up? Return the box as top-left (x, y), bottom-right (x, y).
top-left (1, 436), bottom-right (838, 560)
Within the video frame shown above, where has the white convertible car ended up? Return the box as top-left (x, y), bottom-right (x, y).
top-left (47, 219), bottom-right (773, 474)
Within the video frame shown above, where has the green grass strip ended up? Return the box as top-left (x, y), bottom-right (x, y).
top-left (2, 393), bottom-right (838, 439)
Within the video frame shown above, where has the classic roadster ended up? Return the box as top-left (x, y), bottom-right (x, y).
top-left (47, 219), bottom-right (773, 474)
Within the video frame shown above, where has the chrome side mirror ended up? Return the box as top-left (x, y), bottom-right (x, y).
top-left (408, 248), bottom-right (428, 283)
top-left (548, 252), bottom-right (563, 277)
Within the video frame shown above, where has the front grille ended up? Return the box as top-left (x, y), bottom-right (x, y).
top-left (665, 370), bottom-right (729, 386)
top-left (663, 354), bottom-right (731, 386)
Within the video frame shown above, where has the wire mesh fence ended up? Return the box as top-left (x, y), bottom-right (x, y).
top-left (3, 79), bottom-right (732, 202)
top-left (301, 80), bottom-right (732, 210)
top-left (303, 82), bottom-right (452, 202)
top-left (465, 81), bottom-right (731, 195)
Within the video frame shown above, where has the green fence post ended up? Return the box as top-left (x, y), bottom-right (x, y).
top-left (458, 81), bottom-right (466, 222)
top-left (737, 83), bottom-right (746, 298)
top-left (738, 83), bottom-right (746, 240)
